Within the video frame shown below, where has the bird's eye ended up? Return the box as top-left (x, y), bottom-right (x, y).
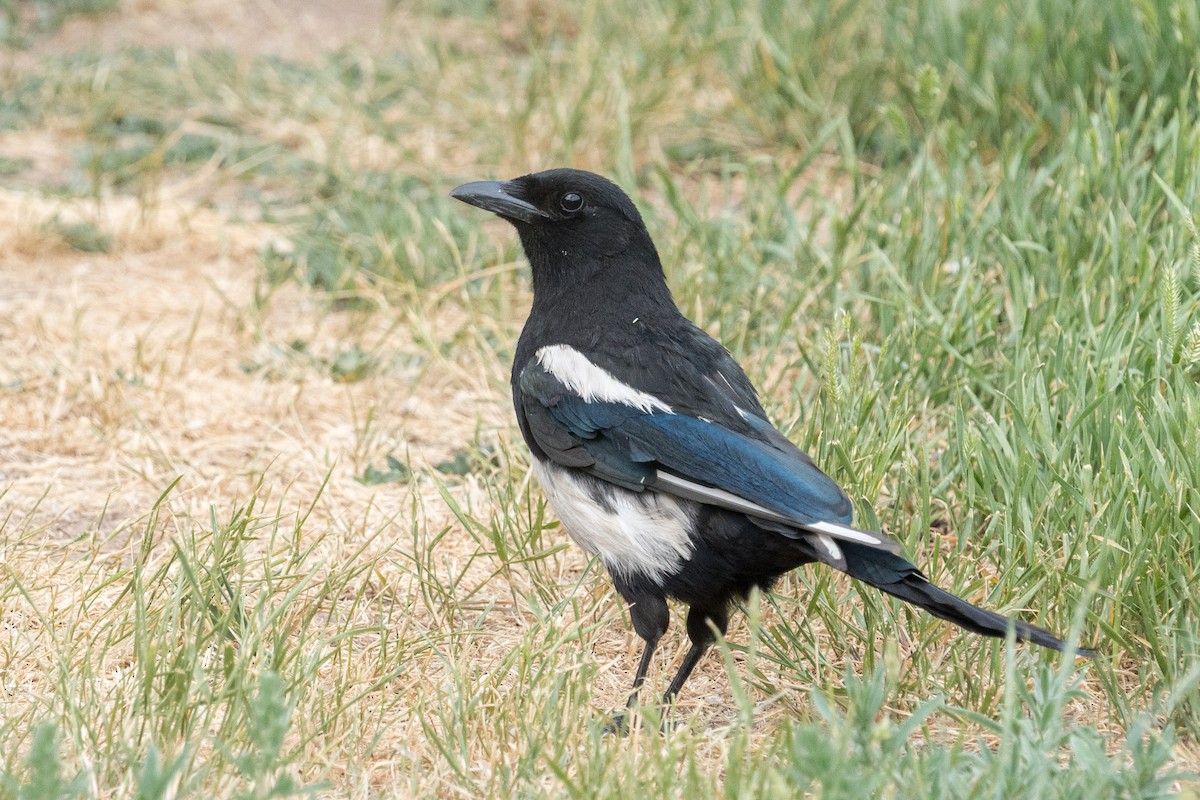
top-left (560, 192), bottom-right (584, 213)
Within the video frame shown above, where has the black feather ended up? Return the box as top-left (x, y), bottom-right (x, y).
top-left (835, 541), bottom-right (1091, 655)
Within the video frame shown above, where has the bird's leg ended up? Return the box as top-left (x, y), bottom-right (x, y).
top-left (661, 641), bottom-right (707, 703)
top-left (607, 590), bottom-right (668, 734)
top-left (625, 634), bottom-right (661, 710)
top-left (661, 606), bottom-right (729, 712)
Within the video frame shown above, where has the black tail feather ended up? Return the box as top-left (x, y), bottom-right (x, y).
top-left (877, 575), bottom-right (1094, 656)
top-left (832, 541), bottom-right (1094, 657)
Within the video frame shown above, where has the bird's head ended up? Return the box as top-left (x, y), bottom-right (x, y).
top-left (450, 169), bottom-right (658, 276)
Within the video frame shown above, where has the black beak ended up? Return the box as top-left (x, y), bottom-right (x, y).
top-left (449, 180), bottom-right (549, 224)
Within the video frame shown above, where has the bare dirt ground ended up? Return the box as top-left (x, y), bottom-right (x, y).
top-left (3, 195), bottom-right (428, 534)
top-left (0, 0), bottom-right (487, 552)
top-left (13, 0), bottom-right (395, 63)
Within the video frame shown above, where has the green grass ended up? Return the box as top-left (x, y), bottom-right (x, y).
top-left (1, 0), bottom-right (118, 47)
top-left (2, 0), bottom-right (1199, 796)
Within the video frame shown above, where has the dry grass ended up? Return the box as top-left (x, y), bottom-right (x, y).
top-left (2, 0), bottom-right (1198, 796)
top-left (0, 12), bottom-right (737, 784)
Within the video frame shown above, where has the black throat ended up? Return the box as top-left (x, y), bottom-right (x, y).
top-left (513, 223), bottom-right (681, 372)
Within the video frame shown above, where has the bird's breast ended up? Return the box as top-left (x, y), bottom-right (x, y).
top-left (531, 458), bottom-right (694, 583)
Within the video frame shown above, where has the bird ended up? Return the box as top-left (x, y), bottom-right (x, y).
top-left (450, 168), bottom-right (1092, 723)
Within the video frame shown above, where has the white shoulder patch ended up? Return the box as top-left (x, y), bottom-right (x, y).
top-left (535, 344), bottom-right (673, 414)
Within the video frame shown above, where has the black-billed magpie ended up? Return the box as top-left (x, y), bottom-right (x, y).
top-left (451, 168), bottom-right (1092, 718)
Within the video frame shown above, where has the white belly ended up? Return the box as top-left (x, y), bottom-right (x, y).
top-left (531, 459), bottom-right (694, 582)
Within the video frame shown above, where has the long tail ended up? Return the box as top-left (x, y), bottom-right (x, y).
top-left (827, 539), bottom-right (1094, 656)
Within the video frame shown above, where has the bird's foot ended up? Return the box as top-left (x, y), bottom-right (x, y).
top-left (660, 714), bottom-right (686, 733)
top-left (603, 711), bottom-right (632, 736)
top-left (602, 706), bottom-right (683, 735)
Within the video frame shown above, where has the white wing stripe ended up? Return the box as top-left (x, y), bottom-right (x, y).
top-left (654, 472), bottom-right (899, 553)
top-left (804, 520), bottom-right (890, 546)
top-left (654, 472), bottom-right (790, 522)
